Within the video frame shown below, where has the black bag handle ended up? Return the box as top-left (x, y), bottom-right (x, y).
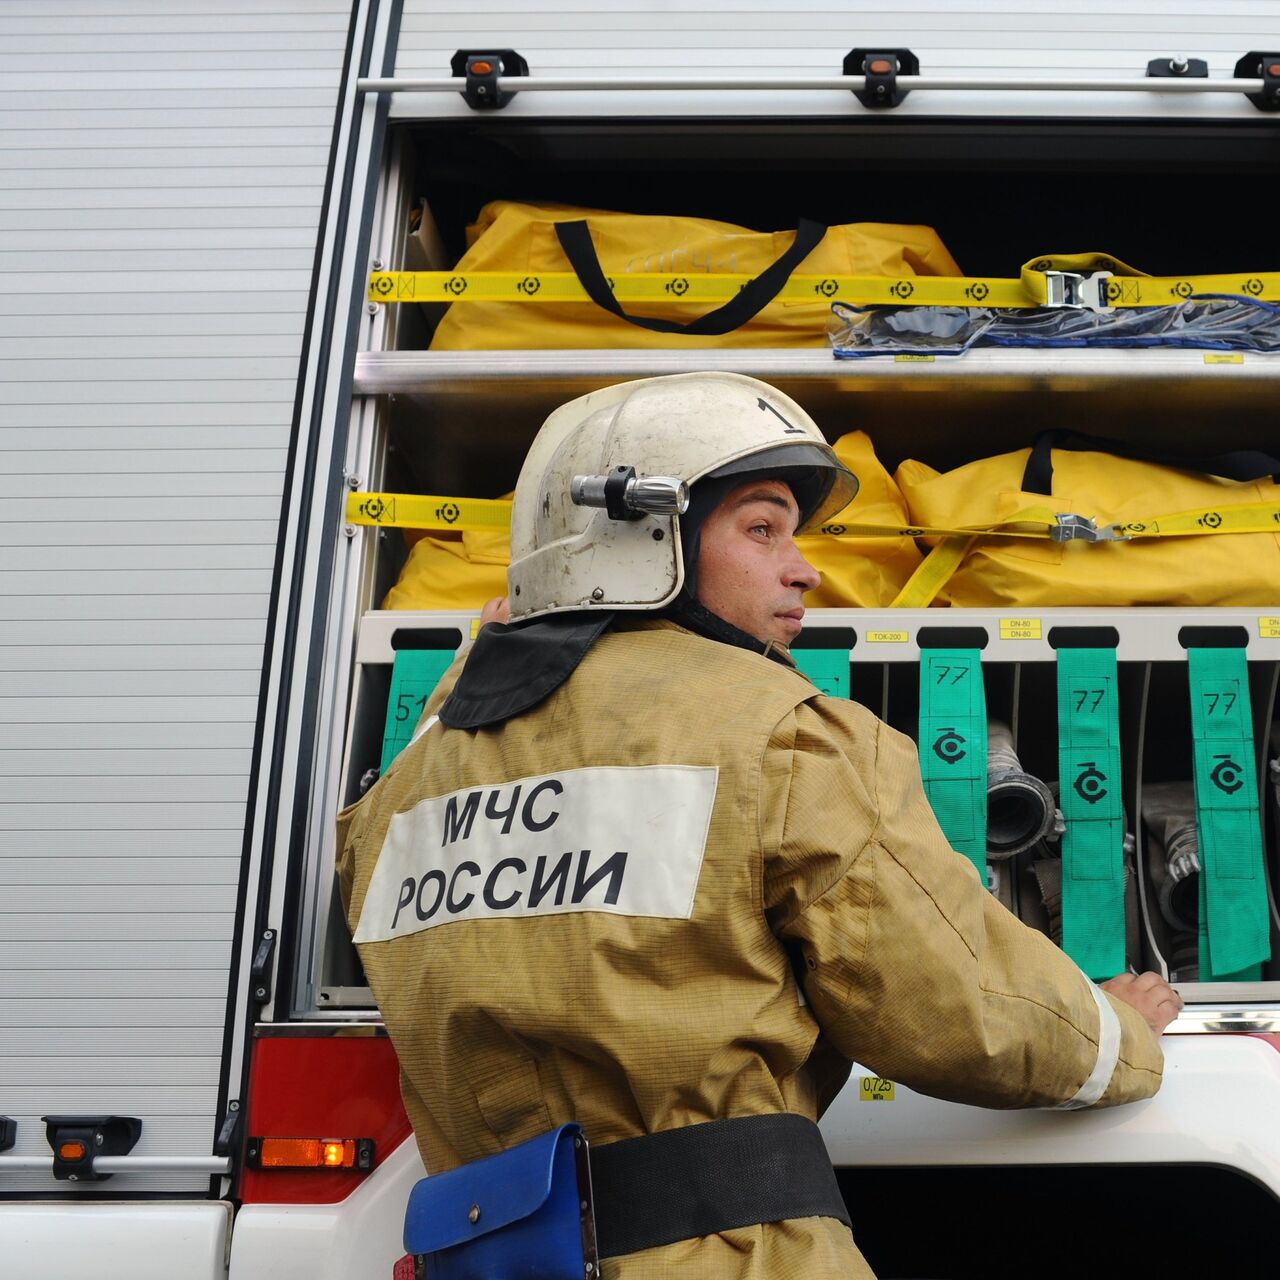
top-left (554, 218), bottom-right (827, 336)
top-left (1022, 428), bottom-right (1280, 494)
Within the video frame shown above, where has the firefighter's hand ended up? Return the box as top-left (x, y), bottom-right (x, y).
top-left (479, 596), bottom-right (510, 627)
top-left (1100, 970), bottom-right (1184, 1036)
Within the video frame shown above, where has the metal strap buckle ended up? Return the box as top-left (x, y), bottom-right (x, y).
top-left (1041, 270), bottom-right (1114, 313)
top-left (1051, 513), bottom-right (1102, 542)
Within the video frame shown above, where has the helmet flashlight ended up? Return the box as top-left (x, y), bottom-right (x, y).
top-left (571, 466), bottom-right (690, 522)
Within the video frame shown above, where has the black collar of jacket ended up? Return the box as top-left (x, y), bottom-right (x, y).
top-left (439, 600), bottom-right (796, 730)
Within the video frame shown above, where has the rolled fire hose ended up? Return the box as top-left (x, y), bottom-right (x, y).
top-left (985, 721), bottom-right (1061, 860)
top-left (1270, 722), bottom-right (1279, 811)
top-left (1142, 781), bottom-right (1201, 983)
top-left (1142, 781), bottom-right (1202, 935)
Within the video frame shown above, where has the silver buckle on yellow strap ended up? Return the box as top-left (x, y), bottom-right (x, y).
top-left (1051, 513), bottom-right (1103, 542)
top-left (1042, 270), bottom-right (1114, 313)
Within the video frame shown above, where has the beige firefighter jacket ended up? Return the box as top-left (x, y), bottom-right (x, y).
top-left (338, 618), bottom-right (1163, 1280)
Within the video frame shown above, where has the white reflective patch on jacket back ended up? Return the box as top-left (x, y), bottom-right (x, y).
top-left (354, 765), bottom-right (718, 942)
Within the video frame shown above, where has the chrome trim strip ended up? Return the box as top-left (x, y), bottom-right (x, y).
top-left (0, 1157), bottom-right (231, 1175)
top-left (251, 1009), bottom-right (1280, 1036)
top-left (1165, 1008), bottom-right (1280, 1035)
top-left (254, 1019), bottom-right (387, 1037)
top-left (358, 74), bottom-right (1265, 97)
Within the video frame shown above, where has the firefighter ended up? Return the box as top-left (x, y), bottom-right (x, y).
top-left (338, 372), bottom-right (1179, 1278)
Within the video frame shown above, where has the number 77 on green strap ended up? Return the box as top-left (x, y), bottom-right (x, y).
top-left (918, 649), bottom-right (987, 881)
top-left (1186, 647), bottom-right (1270, 981)
top-left (1056, 647), bottom-right (1127, 980)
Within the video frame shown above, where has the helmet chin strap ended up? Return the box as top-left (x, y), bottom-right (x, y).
top-left (661, 593), bottom-right (794, 667)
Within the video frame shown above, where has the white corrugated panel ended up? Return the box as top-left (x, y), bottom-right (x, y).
top-left (393, 0), bottom-right (1278, 118)
top-left (0, 0), bottom-right (351, 1194)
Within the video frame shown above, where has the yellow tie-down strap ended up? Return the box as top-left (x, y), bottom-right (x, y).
top-left (346, 492), bottom-right (1081, 539)
top-left (891, 499), bottom-right (1280, 608)
top-left (368, 254), bottom-right (1280, 311)
top-left (346, 492), bottom-right (512, 533)
top-left (348, 491), bottom-right (1280, 608)
top-left (368, 270), bottom-right (1030, 308)
top-left (348, 493), bottom-right (1279, 541)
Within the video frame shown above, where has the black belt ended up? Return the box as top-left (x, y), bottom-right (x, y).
top-left (589, 1113), bottom-right (851, 1260)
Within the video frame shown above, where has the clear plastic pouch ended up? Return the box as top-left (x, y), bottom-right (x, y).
top-left (829, 294), bottom-right (1280, 357)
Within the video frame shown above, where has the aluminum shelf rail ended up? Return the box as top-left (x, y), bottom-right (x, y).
top-left (1171, 1006), bottom-right (1280, 1034)
top-left (353, 348), bottom-right (1280, 395)
top-left (272, 1008), bottom-right (1280, 1038)
top-left (359, 74), bottom-right (1268, 97)
top-left (354, 607), bottom-right (1280, 664)
top-left (0, 1156), bottom-right (231, 1175)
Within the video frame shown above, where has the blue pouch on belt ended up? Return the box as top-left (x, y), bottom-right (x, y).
top-left (403, 1123), bottom-right (598, 1280)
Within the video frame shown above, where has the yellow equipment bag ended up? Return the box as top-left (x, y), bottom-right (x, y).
top-left (798, 431), bottom-right (923, 608)
top-left (895, 430), bottom-right (1280, 608)
top-left (379, 436), bottom-right (917, 611)
top-left (428, 201), bottom-right (961, 350)
top-left (382, 525), bottom-right (510, 612)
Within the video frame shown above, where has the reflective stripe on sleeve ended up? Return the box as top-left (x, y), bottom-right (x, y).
top-left (1053, 980), bottom-right (1121, 1110)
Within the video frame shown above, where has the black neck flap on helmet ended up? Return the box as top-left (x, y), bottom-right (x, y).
top-left (439, 612), bottom-right (615, 730)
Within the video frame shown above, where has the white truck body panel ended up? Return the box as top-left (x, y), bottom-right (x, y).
top-left (0, 0), bottom-right (351, 1195)
top-left (0, 1201), bottom-right (232, 1280)
top-left (391, 0), bottom-right (1271, 120)
top-left (229, 1139), bottom-right (423, 1280)
top-left (835, 1036), bottom-right (1280, 1176)
top-left (229, 1034), bottom-right (1280, 1280)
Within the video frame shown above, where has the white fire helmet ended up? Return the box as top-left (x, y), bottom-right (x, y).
top-left (507, 372), bottom-right (857, 621)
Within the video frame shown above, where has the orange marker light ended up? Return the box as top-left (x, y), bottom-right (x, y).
top-left (57, 1141), bottom-right (87, 1161)
top-left (259, 1138), bottom-right (320, 1167)
top-left (868, 59), bottom-right (893, 74)
top-left (256, 1137), bottom-right (365, 1169)
top-left (470, 61), bottom-right (494, 75)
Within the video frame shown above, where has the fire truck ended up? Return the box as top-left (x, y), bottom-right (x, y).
top-left (2, 3), bottom-right (1279, 1275)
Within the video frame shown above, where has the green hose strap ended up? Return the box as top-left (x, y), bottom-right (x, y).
top-left (1056, 647), bottom-right (1127, 979)
top-left (792, 648), bottom-right (850, 699)
top-left (380, 648), bottom-right (455, 771)
top-left (919, 649), bottom-right (987, 880)
top-left (1187, 647), bottom-right (1270, 981)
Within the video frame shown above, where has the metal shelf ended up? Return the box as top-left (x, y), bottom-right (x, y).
top-left (354, 346), bottom-right (1280, 395)
top-left (355, 608), bottom-right (1280, 664)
